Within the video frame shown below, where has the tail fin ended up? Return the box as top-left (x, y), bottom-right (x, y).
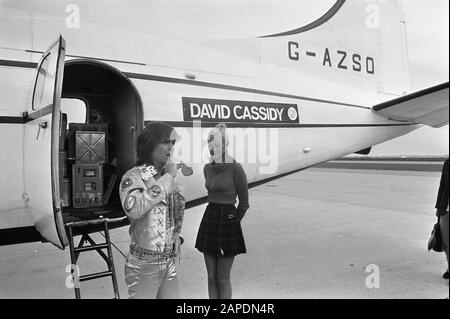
top-left (197, 0), bottom-right (410, 97)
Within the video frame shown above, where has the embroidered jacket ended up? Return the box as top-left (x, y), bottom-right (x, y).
top-left (119, 165), bottom-right (185, 252)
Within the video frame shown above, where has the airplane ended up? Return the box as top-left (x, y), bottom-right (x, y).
top-left (0, 0), bottom-right (448, 251)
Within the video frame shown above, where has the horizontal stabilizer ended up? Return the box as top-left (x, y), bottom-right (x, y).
top-left (372, 82), bottom-right (449, 128)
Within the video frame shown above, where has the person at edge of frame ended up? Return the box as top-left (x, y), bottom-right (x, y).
top-left (435, 158), bottom-right (449, 281)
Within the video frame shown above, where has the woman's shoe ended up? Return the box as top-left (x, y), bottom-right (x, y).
top-left (443, 271), bottom-right (449, 279)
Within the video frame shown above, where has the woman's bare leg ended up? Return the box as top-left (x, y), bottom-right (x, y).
top-left (216, 256), bottom-right (235, 299)
top-left (203, 254), bottom-right (219, 299)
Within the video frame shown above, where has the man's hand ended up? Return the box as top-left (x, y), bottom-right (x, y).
top-left (165, 159), bottom-right (178, 178)
top-left (173, 235), bottom-right (184, 257)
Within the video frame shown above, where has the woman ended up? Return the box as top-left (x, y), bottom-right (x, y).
top-left (195, 123), bottom-right (249, 299)
top-left (119, 122), bottom-right (186, 298)
top-left (435, 159), bottom-right (449, 280)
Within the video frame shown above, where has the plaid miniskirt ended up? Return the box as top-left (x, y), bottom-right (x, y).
top-left (195, 203), bottom-right (246, 257)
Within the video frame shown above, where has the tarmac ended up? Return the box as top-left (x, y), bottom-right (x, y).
top-left (0, 167), bottom-right (448, 299)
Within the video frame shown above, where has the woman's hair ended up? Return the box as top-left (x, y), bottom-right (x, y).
top-left (208, 123), bottom-right (229, 145)
top-left (136, 122), bottom-right (176, 166)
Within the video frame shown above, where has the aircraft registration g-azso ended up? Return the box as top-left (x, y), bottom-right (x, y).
top-left (0, 0), bottom-right (448, 250)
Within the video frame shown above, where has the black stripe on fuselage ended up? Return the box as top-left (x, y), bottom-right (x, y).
top-left (0, 116), bottom-right (25, 124)
top-left (0, 59), bottom-right (38, 68)
top-left (0, 56), bottom-right (144, 68)
top-left (25, 50), bottom-right (146, 66)
top-left (145, 120), bottom-right (417, 128)
top-left (1, 116), bottom-right (416, 127)
top-left (124, 72), bottom-right (368, 109)
top-left (0, 106), bottom-right (53, 124)
top-left (0, 58), bottom-right (369, 109)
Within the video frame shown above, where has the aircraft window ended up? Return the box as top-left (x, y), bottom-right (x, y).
top-left (61, 98), bottom-right (87, 128)
top-left (32, 53), bottom-right (54, 111)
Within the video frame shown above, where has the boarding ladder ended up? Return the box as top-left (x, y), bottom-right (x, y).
top-left (65, 216), bottom-right (126, 299)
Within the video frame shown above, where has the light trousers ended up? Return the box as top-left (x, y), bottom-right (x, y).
top-left (124, 251), bottom-right (179, 299)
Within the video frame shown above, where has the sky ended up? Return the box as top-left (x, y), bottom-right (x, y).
top-left (371, 0), bottom-right (448, 156)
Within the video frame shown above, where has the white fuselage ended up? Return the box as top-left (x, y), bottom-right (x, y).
top-left (0, 1), bottom-right (419, 239)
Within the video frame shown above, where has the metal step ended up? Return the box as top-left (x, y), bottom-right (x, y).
top-left (74, 243), bottom-right (109, 253)
top-left (80, 270), bottom-right (113, 282)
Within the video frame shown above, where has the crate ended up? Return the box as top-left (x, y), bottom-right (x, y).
top-left (75, 131), bottom-right (107, 164)
top-left (68, 123), bottom-right (108, 159)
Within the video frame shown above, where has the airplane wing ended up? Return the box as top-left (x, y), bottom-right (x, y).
top-left (372, 82), bottom-right (449, 128)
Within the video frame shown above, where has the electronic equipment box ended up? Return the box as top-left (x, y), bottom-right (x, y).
top-left (72, 163), bottom-right (104, 208)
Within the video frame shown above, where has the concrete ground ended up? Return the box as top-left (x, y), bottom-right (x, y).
top-left (0, 168), bottom-right (448, 299)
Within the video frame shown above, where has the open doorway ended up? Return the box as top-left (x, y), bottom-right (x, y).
top-left (59, 60), bottom-right (143, 225)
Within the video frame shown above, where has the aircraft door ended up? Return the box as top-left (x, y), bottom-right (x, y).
top-left (23, 35), bottom-right (68, 249)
